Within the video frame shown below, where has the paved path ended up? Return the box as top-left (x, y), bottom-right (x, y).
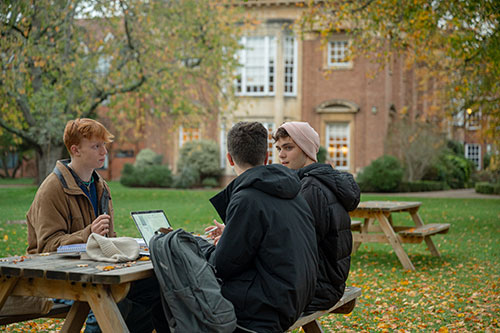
top-left (365, 188), bottom-right (500, 199)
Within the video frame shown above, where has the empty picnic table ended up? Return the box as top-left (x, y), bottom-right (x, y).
top-left (349, 201), bottom-right (450, 271)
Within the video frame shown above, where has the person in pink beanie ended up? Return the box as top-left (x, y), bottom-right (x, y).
top-left (274, 121), bottom-right (361, 313)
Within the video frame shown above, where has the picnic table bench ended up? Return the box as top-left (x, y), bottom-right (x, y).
top-left (0, 302), bottom-right (71, 325)
top-left (288, 286), bottom-right (361, 333)
top-left (350, 201), bottom-right (450, 270)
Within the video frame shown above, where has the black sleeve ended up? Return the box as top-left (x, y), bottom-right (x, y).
top-left (300, 183), bottom-right (330, 243)
top-left (213, 194), bottom-right (263, 279)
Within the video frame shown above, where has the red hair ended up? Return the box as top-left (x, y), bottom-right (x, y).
top-left (63, 118), bottom-right (114, 154)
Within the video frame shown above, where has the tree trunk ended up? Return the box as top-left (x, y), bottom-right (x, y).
top-left (36, 144), bottom-right (65, 185)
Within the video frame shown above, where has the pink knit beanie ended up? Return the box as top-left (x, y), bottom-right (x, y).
top-left (279, 122), bottom-right (320, 162)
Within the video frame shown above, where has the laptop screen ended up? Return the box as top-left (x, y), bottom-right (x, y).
top-left (130, 210), bottom-right (171, 247)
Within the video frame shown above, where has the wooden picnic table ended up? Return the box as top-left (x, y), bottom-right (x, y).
top-left (349, 201), bottom-right (450, 271)
top-left (0, 252), bottom-right (153, 332)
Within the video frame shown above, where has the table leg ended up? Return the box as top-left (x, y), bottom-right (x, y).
top-left (376, 213), bottom-right (415, 271)
top-left (352, 218), bottom-right (373, 253)
top-left (86, 285), bottom-right (129, 333)
top-left (0, 276), bottom-right (19, 310)
top-left (60, 301), bottom-right (89, 333)
top-left (410, 211), bottom-right (441, 257)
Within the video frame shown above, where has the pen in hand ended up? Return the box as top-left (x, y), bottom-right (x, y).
top-left (204, 226), bottom-right (218, 235)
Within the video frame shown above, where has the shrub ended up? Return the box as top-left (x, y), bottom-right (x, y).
top-left (120, 161), bottom-right (173, 188)
top-left (317, 146), bottom-right (327, 164)
top-left (398, 180), bottom-right (447, 192)
top-left (134, 149), bottom-right (163, 169)
top-left (201, 177), bottom-right (219, 188)
top-left (120, 148), bottom-right (174, 188)
top-left (176, 140), bottom-right (222, 184)
top-left (475, 182), bottom-right (500, 195)
top-left (356, 155), bottom-right (404, 192)
top-left (140, 165), bottom-right (173, 187)
top-left (120, 164), bottom-right (141, 187)
top-left (423, 141), bottom-right (474, 189)
top-left (173, 166), bottom-right (200, 189)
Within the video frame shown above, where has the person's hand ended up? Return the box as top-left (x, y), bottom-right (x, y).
top-left (158, 227), bottom-right (174, 234)
top-left (91, 214), bottom-right (111, 236)
top-left (205, 219), bottom-right (224, 240)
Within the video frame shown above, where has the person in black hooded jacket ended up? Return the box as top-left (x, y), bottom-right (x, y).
top-left (204, 121), bottom-right (318, 333)
top-left (274, 121), bottom-right (360, 313)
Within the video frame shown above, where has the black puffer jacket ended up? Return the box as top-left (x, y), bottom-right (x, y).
top-left (297, 163), bottom-right (360, 312)
top-left (210, 164), bottom-right (318, 332)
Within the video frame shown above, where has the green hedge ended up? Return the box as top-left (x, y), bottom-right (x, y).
top-left (120, 163), bottom-right (173, 188)
top-left (358, 180), bottom-right (447, 193)
top-left (475, 182), bottom-right (500, 195)
top-left (398, 181), bottom-right (447, 192)
top-left (356, 155), bottom-right (404, 192)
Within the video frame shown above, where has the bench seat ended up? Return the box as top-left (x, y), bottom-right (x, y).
top-left (288, 286), bottom-right (361, 332)
top-left (397, 223), bottom-right (450, 238)
top-left (351, 220), bottom-right (362, 231)
top-left (0, 303), bottom-right (70, 326)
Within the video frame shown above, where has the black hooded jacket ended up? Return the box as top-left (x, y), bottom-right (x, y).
top-left (209, 164), bottom-right (318, 333)
top-left (297, 163), bottom-right (360, 312)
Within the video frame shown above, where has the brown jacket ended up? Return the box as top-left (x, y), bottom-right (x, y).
top-left (27, 160), bottom-right (116, 254)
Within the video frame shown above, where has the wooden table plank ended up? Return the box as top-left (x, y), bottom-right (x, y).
top-left (354, 201), bottom-right (422, 212)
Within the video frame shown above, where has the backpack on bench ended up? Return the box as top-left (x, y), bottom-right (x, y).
top-left (149, 228), bottom-right (237, 333)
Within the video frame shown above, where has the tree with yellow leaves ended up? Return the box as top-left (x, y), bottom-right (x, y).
top-left (299, 0), bottom-right (499, 151)
top-left (0, 0), bottom-right (242, 183)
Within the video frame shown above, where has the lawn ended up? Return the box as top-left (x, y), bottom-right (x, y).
top-left (0, 181), bottom-right (499, 332)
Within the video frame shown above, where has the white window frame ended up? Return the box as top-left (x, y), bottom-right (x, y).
top-left (219, 122), bottom-right (227, 169)
top-left (179, 126), bottom-right (200, 147)
top-left (465, 143), bottom-right (481, 170)
top-left (466, 111), bottom-right (481, 130)
top-left (327, 40), bottom-right (351, 68)
top-left (326, 123), bottom-right (350, 171)
top-left (262, 122), bottom-right (275, 164)
top-left (236, 36), bottom-right (276, 96)
top-left (284, 35), bottom-right (298, 96)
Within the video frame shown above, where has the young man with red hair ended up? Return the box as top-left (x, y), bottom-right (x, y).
top-left (26, 118), bottom-right (156, 333)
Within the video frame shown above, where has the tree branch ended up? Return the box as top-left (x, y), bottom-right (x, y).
top-left (82, 75), bottom-right (147, 118)
top-left (5, 90), bottom-right (36, 126)
top-left (0, 117), bottom-right (39, 150)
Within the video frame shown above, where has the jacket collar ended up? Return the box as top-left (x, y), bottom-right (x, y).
top-left (54, 159), bottom-right (104, 195)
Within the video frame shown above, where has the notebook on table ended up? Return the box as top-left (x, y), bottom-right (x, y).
top-left (130, 210), bottom-right (172, 247)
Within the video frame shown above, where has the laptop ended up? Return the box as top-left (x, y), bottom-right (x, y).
top-left (130, 210), bottom-right (172, 247)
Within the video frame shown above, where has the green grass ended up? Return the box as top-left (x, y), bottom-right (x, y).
top-left (0, 177), bottom-right (35, 185)
top-left (0, 183), bottom-right (499, 331)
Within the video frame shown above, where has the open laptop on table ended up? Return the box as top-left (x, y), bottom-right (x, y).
top-left (130, 210), bottom-right (172, 252)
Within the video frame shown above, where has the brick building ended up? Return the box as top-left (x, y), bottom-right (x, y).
top-left (5, 1), bottom-right (488, 181)
top-left (100, 0), bottom-right (483, 182)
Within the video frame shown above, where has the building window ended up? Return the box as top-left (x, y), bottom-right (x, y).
top-left (326, 123), bottom-right (350, 170)
top-left (236, 36), bottom-right (276, 96)
top-left (327, 40), bottom-right (350, 68)
top-left (452, 110), bottom-right (465, 127)
top-left (284, 36), bottom-right (297, 96)
top-left (99, 155), bottom-right (109, 170)
top-left (465, 143), bottom-right (481, 170)
top-left (179, 126), bottom-right (200, 147)
top-left (0, 152), bottom-right (18, 169)
top-left (262, 122), bottom-right (275, 164)
top-left (466, 111), bottom-right (481, 130)
top-left (219, 122), bottom-right (227, 169)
